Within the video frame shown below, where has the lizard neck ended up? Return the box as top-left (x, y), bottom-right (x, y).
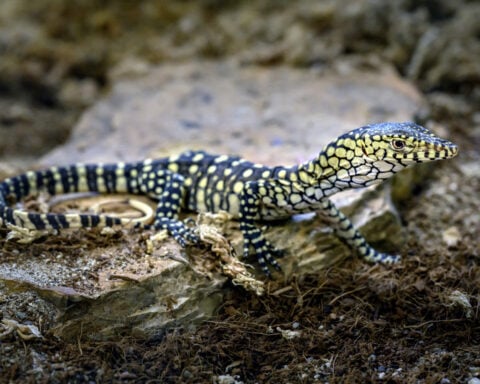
top-left (296, 141), bottom-right (340, 184)
top-left (294, 139), bottom-right (375, 196)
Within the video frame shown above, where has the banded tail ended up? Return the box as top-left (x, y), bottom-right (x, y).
top-left (0, 162), bottom-right (146, 231)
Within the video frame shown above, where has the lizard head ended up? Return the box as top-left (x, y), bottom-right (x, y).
top-left (354, 121), bottom-right (458, 166)
top-left (308, 122), bottom-right (458, 189)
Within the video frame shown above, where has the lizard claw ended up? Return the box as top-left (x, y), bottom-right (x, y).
top-left (153, 218), bottom-right (198, 247)
top-left (242, 228), bottom-right (283, 276)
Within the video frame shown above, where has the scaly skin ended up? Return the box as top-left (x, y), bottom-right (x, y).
top-left (0, 122), bottom-right (458, 275)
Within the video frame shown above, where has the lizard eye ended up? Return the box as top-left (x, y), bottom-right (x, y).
top-left (391, 139), bottom-right (406, 151)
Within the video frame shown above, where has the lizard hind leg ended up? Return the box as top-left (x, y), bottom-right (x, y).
top-left (138, 168), bottom-right (198, 246)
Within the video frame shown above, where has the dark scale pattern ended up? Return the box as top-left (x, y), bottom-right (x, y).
top-left (0, 122), bottom-right (458, 275)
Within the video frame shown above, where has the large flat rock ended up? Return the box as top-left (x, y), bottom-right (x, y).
top-left (2, 62), bottom-right (425, 340)
top-left (44, 62), bottom-right (422, 166)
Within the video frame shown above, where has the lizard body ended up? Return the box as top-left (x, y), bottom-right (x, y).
top-left (0, 122), bottom-right (458, 275)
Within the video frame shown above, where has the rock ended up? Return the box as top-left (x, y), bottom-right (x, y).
top-left (44, 62), bottom-right (423, 166)
top-left (442, 226), bottom-right (461, 248)
top-left (3, 62), bottom-right (426, 340)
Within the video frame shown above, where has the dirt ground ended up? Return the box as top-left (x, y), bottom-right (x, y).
top-left (0, 1), bottom-right (479, 383)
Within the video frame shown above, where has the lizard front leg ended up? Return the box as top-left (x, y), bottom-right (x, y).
top-left (239, 181), bottom-right (283, 276)
top-left (318, 197), bottom-right (400, 264)
top-left (138, 168), bottom-right (198, 246)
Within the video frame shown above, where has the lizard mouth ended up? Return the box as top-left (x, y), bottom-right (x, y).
top-left (361, 146), bottom-right (375, 162)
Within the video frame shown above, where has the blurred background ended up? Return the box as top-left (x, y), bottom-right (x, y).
top-left (1, 0), bottom-right (478, 163)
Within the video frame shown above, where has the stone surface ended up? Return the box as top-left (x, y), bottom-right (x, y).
top-left (44, 61), bottom-right (423, 166)
top-left (3, 62), bottom-right (426, 340)
top-left (1, 259), bottom-right (225, 341)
